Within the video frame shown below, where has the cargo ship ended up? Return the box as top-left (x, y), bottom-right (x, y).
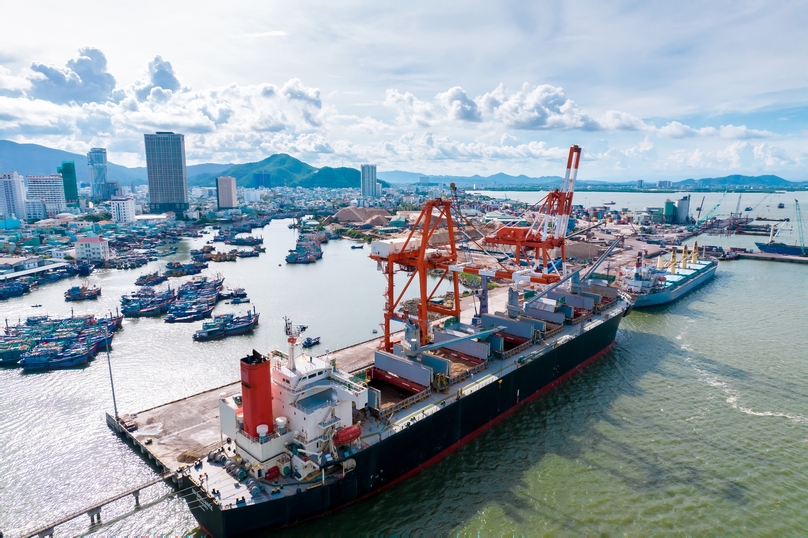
top-left (619, 243), bottom-right (717, 307)
top-left (755, 242), bottom-right (806, 256)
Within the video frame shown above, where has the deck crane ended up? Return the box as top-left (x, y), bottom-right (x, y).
top-left (731, 193), bottom-right (743, 226)
top-left (795, 199), bottom-right (805, 255)
top-left (369, 145), bottom-right (583, 352)
top-left (689, 192), bottom-right (726, 231)
top-left (695, 195), bottom-right (706, 222)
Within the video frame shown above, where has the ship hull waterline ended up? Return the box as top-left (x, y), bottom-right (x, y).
top-left (183, 311), bottom-right (626, 537)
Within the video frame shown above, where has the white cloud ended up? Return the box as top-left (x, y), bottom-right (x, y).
top-left (27, 47), bottom-right (121, 104)
top-left (436, 86), bottom-right (481, 122)
top-left (384, 89), bottom-right (435, 128)
top-left (477, 83), bottom-right (600, 131)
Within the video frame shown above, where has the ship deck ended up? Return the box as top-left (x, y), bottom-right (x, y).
top-left (110, 283), bottom-right (628, 513)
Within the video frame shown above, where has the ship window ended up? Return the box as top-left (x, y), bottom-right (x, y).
top-left (308, 373), bottom-right (316, 379)
top-left (317, 371), bottom-right (323, 376)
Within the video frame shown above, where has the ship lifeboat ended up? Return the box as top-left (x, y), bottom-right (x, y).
top-left (333, 425), bottom-right (362, 446)
top-left (657, 276), bottom-right (666, 282)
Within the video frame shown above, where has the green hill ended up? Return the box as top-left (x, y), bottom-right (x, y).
top-left (675, 174), bottom-right (801, 189)
top-left (189, 154), bottom-right (360, 189)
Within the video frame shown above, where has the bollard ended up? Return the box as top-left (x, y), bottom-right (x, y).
top-left (133, 489), bottom-right (140, 505)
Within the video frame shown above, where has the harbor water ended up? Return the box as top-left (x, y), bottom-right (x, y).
top-left (0, 214), bottom-right (806, 536)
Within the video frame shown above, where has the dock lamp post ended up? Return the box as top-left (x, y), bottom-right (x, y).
top-left (105, 324), bottom-right (119, 422)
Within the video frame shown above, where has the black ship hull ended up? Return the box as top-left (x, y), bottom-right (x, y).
top-left (188, 311), bottom-right (626, 537)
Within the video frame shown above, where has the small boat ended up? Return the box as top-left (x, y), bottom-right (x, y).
top-left (351, 244), bottom-right (365, 249)
top-left (778, 202), bottom-right (785, 209)
top-left (229, 297), bottom-right (250, 305)
top-left (64, 283), bottom-right (102, 302)
top-left (302, 336), bottom-right (320, 348)
top-left (603, 201), bottom-right (616, 205)
top-left (744, 206), bottom-right (753, 212)
top-left (31, 304), bottom-right (42, 308)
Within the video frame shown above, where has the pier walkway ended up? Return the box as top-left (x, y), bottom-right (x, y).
top-left (22, 473), bottom-right (171, 538)
top-left (736, 252), bottom-right (808, 264)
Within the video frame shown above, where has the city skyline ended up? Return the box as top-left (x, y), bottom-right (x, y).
top-left (0, 3), bottom-right (806, 181)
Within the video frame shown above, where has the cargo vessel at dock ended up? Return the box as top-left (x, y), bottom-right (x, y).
top-left (108, 146), bottom-right (633, 537)
top-left (619, 243), bottom-right (718, 308)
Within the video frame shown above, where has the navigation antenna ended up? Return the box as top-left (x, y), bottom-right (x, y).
top-left (284, 316), bottom-right (303, 371)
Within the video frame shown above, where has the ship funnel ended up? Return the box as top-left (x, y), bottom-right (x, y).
top-left (691, 242), bottom-right (698, 264)
top-left (680, 245), bottom-right (688, 269)
top-left (240, 350), bottom-right (274, 439)
top-left (669, 250), bottom-right (677, 275)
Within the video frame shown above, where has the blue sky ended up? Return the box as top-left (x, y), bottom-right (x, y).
top-left (0, 1), bottom-right (806, 180)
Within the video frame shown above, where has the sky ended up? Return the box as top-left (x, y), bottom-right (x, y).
top-left (1, 1), bottom-right (807, 180)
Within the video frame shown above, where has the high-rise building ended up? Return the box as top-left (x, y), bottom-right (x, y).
top-left (0, 172), bottom-right (27, 220)
top-left (57, 161), bottom-right (79, 204)
top-left (110, 197), bottom-right (136, 223)
top-left (26, 175), bottom-right (67, 217)
top-left (253, 170), bottom-right (270, 189)
top-left (361, 164), bottom-right (377, 198)
top-left (216, 176), bottom-right (238, 209)
top-left (144, 132), bottom-right (189, 213)
top-left (87, 148), bottom-right (108, 198)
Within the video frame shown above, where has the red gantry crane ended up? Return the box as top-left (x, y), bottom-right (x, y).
top-left (370, 145), bottom-right (584, 352)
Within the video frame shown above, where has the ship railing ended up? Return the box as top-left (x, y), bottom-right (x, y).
top-left (543, 323), bottom-right (564, 339)
top-left (292, 399), bottom-right (336, 414)
top-left (493, 338), bottom-right (535, 361)
top-left (448, 360), bottom-right (489, 385)
top-left (329, 371), bottom-right (367, 393)
top-left (380, 388), bottom-right (431, 419)
top-left (294, 431), bottom-right (330, 446)
top-left (318, 415), bottom-right (341, 429)
top-left (236, 428), bottom-right (280, 445)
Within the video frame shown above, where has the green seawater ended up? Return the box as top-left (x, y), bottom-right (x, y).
top-left (0, 216), bottom-right (806, 536)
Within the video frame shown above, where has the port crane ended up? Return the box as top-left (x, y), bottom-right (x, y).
top-left (689, 192), bottom-right (726, 231)
top-left (795, 199), bottom-right (805, 255)
top-left (370, 145), bottom-right (583, 351)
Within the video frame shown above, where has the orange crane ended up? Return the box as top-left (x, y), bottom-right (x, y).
top-left (370, 144), bottom-right (584, 352)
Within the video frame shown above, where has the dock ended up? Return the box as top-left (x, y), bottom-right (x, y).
top-left (22, 473), bottom-right (171, 538)
top-left (736, 252), bottom-right (808, 264)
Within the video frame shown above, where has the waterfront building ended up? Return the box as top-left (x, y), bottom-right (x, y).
top-left (75, 236), bottom-right (110, 261)
top-left (216, 176), bottom-right (238, 209)
top-left (57, 162), bottom-right (79, 205)
top-left (25, 200), bottom-right (47, 221)
top-left (637, 179), bottom-right (644, 188)
top-left (26, 174), bottom-right (67, 217)
top-left (361, 164), bottom-right (378, 198)
top-left (110, 197), bottom-right (136, 223)
top-left (87, 148), bottom-right (108, 198)
top-left (144, 132), bottom-right (189, 213)
top-left (0, 172), bottom-right (27, 220)
top-left (657, 180), bottom-right (672, 189)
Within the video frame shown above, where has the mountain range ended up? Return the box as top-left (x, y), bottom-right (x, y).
top-left (0, 139), bottom-right (805, 190)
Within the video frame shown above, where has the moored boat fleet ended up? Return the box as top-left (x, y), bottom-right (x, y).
top-left (1, 312), bottom-right (122, 370)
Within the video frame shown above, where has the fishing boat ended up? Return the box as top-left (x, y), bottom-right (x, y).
top-left (223, 308), bottom-right (259, 336)
top-left (302, 336), bottom-right (320, 348)
top-left (350, 244), bottom-right (364, 249)
top-left (64, 283), bottom-right (102, 302)
top-left (193, 318), bottom-right (228, 341)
